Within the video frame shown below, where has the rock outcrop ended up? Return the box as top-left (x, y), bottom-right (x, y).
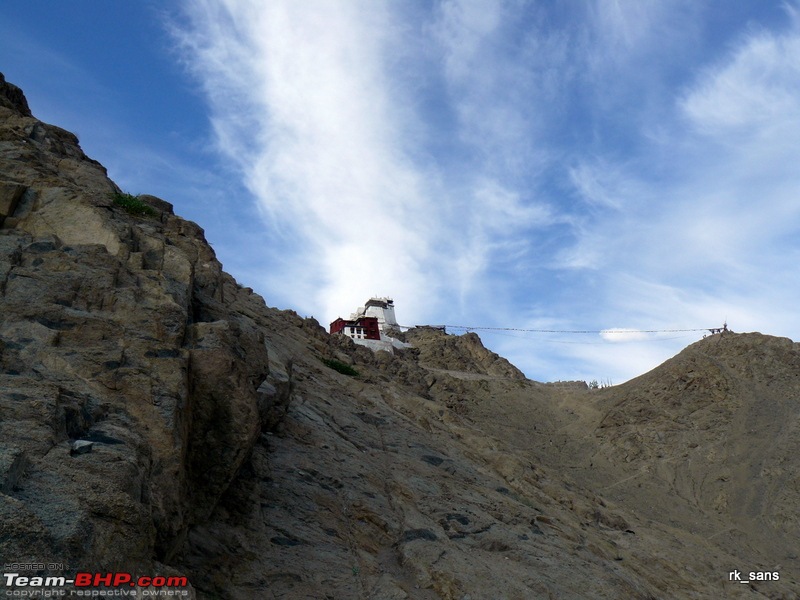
top-left (405, 327), bottom-right (525, 379)
top-left (0, 73), bottom-right (292, 592)
top-left (2, 73), bottom-right (800, 599)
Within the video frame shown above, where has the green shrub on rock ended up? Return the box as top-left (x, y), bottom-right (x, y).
top-left (321, 358), bottom-right (359, 377)
top-left (110, 191), bottom-right (157, 217)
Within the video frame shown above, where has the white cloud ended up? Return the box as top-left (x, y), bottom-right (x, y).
top-left (681, 27), bottom-right (800, 136)
top-left (599, 328), bottom-right (651, 342)
top-left (171, 1), bottom-right (800, 385)
top-left (474, 179), bottom-right (554, 229)
top-left (435, 0), bottom-right (503, 82)
top-left (588, 0), bottom-right (700, 57)
top-left (173, 0), bottom-right (571, 329)
top-left (568, 159), bottom-right (647, 211)
top-left (175, 1), bottom-right (452, 323)
top-left (432, 0), bottom-right (567, 175)
top-left (556, 9), bottom-right (800, 340)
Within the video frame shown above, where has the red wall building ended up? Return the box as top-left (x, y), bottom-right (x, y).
top-left (330, 316), bottom-right (381, 340)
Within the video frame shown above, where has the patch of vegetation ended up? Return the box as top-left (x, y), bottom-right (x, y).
top-left (321, 357), bottom-right (359, 377)
top-left (110, 191), bottom-right (157, 217)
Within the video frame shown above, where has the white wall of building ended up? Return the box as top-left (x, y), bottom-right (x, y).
top-left (344, 297), bottom-right (409, 353)
top-left (350, 336), bottom-right (411, 354)
top-left (354, 297), bottom-right (399, 331)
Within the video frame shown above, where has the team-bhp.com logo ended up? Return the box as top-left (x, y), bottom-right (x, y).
top-left (4, 572), bottom-right (189, 596)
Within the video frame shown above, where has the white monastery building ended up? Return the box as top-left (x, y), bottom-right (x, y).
top-left (330, 297), bottom-right (411, 353)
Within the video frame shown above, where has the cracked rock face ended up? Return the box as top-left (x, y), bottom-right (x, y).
top-left (0, 75), bottom-right (290, 594)
top-left (3, 73), bottom-right (800, 600)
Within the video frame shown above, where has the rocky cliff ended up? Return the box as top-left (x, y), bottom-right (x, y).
top-left (2, 73), bottom-right (799, 599)
top-left (0, 71), bottom-right (297, 590)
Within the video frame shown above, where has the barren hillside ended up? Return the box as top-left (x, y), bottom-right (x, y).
top-left (1, 73), bottom-right (798, 599)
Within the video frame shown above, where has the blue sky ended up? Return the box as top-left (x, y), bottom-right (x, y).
top-left (3, 1), bottom-right (800, 383)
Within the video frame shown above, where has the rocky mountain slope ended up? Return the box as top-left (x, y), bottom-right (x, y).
top-left (2, 73), bottom-right (799, 599)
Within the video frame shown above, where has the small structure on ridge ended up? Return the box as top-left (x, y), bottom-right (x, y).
top-left (330, 297), bottom-right (411, 353)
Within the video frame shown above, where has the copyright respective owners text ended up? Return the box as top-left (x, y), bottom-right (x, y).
top-left (3, 564), bottom-right (191, 597)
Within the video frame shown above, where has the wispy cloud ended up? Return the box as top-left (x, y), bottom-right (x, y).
top-left (174, 1), bottom-right (446, 321)
top-left (681, 24), bottom-right (800, 135)
top-left (172, 0), bottom-right (561, 326)
top-left (599, 328), bottom-right (651, 343)
top-left (433, 0), bottom-right (568, 174)
top-left (507, 2), bottom-right (800, 381)
top-left (172, 1), bottom-right (800, 383)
